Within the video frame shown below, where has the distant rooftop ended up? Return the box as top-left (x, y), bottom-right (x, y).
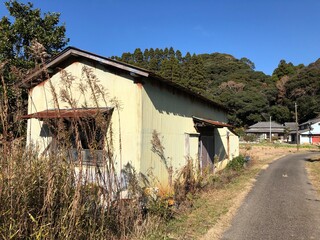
top-left (246, 121), bottom-right (284, 133)
top-left (300, 117), bottom-right (320, 126)
top-left (284, 122), bottom-right (298, 131)
top-left (248, 121), bottom-right (284, 128)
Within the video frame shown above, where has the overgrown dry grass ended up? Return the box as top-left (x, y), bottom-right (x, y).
top-left (0, 41), bottom-right (166, 239)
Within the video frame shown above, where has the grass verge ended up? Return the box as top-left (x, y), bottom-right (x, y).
top-left (305, 155), bottom-right (320, 196)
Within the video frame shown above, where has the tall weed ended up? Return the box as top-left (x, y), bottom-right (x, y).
top-left (0, 41), bottom-right (160, 239)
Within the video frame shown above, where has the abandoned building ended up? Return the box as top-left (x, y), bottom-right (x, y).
top-left (21, 47), bottom-right (239, 188)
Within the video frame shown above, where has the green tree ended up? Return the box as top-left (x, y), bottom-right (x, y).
top-left (296, 95), bottom-right (319, 123)
top-left (0, 0), bottom-right (68, 138)
top-left (168, 47), bottom-right (175, 58)
top-left (120, 52), bottom-right (133, 63)
top-left (272, 60), bottom-right (296, 81)
top-left (284, 59), bottom-right (320, 122)
top-left (112, 48), bottom-right (278, 127)
top-left (160, 56), bottom-right (180, 82)
top-left (180, 52), bottom-right (191, 85)
top-left (133, 48), bottom-right (143, 66)
top-left (240, 57), bottom-right (255, 70)
top-left (149, 48), bottom-right (162, 72)
top-left (175, 50), bottom-right (182, 63)
top-left (163, 47), bottom-right (169, 60)
top-left (186, 54), bottom-right (207, 94)
top-left (143, 48), bottom-right (149, 66)
top-left (268, 105), bottom-right (291, 123)
top-left (1, 1), bottom-right (68, 64)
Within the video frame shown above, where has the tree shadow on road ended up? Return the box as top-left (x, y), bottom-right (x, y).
top-left (304, 157), bottom-right (320, 162)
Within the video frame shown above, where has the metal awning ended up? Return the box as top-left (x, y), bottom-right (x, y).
top-left (20, 107), bottom-right (113, 120)
top-left (193, 116), bottom-right (233, 128)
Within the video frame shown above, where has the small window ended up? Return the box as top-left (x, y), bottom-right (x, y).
top-left (46, 114), bottom-right (110, 165)
top-left (65, 118), bottom-right (108, 165)
top-left (68, 149), bottom-right (104, 166)
top-left (66, 118), bottom-right (105, 150)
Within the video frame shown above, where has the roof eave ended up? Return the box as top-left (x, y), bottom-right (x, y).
top-left (20, 47), bottom-right (228, 113)
top-left (20, 47), bottom-right (150, 89)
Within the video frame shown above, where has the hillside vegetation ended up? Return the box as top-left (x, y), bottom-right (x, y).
top-left (112, 48), bottom-right (319, 126)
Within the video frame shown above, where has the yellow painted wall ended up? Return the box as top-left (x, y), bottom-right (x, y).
top-left (140, 81), bottom-right (239, 187)
top-left (26, 60), bottom-right (142, 174)
top-left (214, 128), bottom-right (239, 171)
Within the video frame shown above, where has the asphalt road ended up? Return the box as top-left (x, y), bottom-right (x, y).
top-left (222, 152), bottom-right (320, 240)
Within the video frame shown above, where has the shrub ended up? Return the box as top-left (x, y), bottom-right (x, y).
top-left (243, 134), bottom-right (258, 142)
top-left (226, 155), bottom-right (246, 171)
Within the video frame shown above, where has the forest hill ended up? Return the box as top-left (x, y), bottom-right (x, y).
top-left (112, 48), bottom-right (318, 128)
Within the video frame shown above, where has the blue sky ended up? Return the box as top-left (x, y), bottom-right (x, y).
top-left (1, 0), bottom-right (320, 75)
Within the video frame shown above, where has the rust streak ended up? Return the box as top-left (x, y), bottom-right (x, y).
top-left (136, 82), bottom-right (143, 89)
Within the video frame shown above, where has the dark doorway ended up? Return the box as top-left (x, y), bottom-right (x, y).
top-left (199, 135), bottom-right (215, 173)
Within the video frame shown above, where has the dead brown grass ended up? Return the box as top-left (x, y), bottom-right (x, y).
top-left (0, 41), bottom-right (167, 239)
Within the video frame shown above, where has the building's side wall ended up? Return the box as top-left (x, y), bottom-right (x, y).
top-left (214, 128), bottom-right (239, 170)
top-left (26, 60), bottom-right (142, 173)
top-left (140, 81), bottom-right (239, 188)
top-left (311, 122), bottom-right (320, 134)
top-left (300, 135), bottom-right (311, 144)
top-left (300, 122), bottom-right (320, 144)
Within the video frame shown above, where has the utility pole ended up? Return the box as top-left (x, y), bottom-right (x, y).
top-left (295, 102), bottom-right (299, 151)
top-left (269, 116), bottom-right (272, 142)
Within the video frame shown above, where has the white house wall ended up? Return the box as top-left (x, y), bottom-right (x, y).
top-left (300, 122), bottom-right (320, 144)
top-left (300, 135), bottom-right (311, 144)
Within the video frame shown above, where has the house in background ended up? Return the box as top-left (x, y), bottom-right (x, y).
top-left (20, 47), bottom-right (239, 189)
top-left (284, 122), bottom-right (298, 143)
top-left (299, 117), bottom-right (320, 144)
top-left (245, 121), bottom-right (286, 142)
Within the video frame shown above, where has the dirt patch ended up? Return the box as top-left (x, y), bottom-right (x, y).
top-left (242, 145), bottom-right (297, 163)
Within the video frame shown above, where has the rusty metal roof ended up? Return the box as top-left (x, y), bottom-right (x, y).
top-left (21, 107), bottom-right (113, 120)
top-left (193, 116), bottom-right (233, 128)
